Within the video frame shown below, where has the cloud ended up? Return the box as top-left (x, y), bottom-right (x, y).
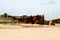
top-left (48, 0), bottom-right (56, 4)
top-left (41, 0), bottom-right (56, 5)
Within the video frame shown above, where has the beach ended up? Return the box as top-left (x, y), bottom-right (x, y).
top-left (0, 24), bottom-right (60, 40)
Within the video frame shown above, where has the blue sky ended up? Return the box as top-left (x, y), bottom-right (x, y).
top-left (0, 0), bottom-right (60, 20)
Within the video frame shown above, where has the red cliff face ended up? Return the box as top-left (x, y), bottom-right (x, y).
top-left (24, 15), bottom-right (45, 24)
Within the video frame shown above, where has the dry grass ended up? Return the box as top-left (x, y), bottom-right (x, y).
top-left (0, 23), bottom-right (60, 29)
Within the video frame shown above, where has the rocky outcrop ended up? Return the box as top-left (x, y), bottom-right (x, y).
top-left (0, 14), bottom-right (57, 25)
top-left (53, 18), bottom-right (60, 23)
top-left (24, 15), bottom-right (45, 24)
top-left (49, 20), bottom-right (55, 25)
top-left (44, 20), bottom-right (50, 25)
top-left (44, 20), bottom-right (55, 25)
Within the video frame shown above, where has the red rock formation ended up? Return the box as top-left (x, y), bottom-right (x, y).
top-left (24, 15), bottom-right (45, 24)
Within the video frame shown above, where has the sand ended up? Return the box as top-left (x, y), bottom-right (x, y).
top-left (0, 24), bottom-right (60, 40)
top-left (0, 28), bottom-right (60, 40)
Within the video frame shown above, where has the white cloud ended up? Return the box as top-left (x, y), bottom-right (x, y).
top-left (41, 0), bottom-right (56, 5)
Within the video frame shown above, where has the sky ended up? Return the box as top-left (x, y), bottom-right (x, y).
top-left (0, 0), bottom-right (60, 20)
